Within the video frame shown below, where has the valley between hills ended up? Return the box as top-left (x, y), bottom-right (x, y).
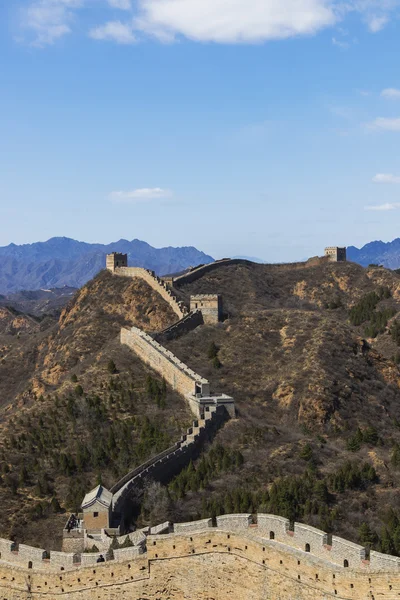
top-left (2, 259), bottom-right (400, 557)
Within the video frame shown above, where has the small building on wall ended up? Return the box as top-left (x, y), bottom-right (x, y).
top-left (190, 295), bottom-right (222, 324)
top-left (324, 247), bottom-right (347, 262)
top-left (106, 253), bottom-right (128, 272)
top-left (81, 485), bottom-right (113, 532)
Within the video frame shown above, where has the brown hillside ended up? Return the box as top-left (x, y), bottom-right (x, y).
top-left (163, 262), bottom-right (400, 549)
top-left (0, 270), bottom-right (191, 550)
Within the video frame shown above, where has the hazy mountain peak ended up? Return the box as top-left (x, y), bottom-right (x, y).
top-left (0, 237), bottom-right (214, 294)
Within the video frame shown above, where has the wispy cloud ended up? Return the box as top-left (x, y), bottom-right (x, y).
top-left (107, 0), bottom-right (131, 9)
top-left (332, 36), bottom-right (350, 49)
top-left (21, 0), bottom-right (83, 46)
top-left (365, 203), bottom-right (400, 211)
top-left (367, 117), bottom-right (400, 131)
top-left (367, 14), bottom-right (389, 32)
top-left (89, 20), bottom-right (136, 44)
top-left (372, 173), bottom-right (400, 184)
top-left (381, 88), bottom-right (400, 99)
top-left (109, 188), bottom-right (173, 203)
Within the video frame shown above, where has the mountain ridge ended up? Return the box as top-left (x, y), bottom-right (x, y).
top-left (348, 237), bottom-right (400, 269)
top-left (0, 237), bottom-right (214, 294)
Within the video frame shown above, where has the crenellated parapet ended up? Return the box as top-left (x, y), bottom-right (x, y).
top-left (7, 513), bottom-right (400, 575)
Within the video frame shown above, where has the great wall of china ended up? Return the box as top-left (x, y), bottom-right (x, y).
top-left (1, 515), bottom-right (400, 598)
top-left (2, 251), bottom-right (399, 599)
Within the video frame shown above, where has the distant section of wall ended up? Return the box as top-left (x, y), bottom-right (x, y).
top-left (121, 326), bottom-right (210, 400)
top-left (154, 310), bottom-right (204, 342)
top-left (114, 267), bottom-right (187, 318)
top-left (173, 259), bottom-right (252, 286)
top-left (111, 406), bottom-right (228, 520)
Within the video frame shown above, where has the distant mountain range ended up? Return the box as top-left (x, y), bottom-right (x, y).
top-left (347, 238), bottom-right (400, 269)
top-left (0, 237), bottom-right (214, 294)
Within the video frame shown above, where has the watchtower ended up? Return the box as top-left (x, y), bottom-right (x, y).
top-left (106, 253), bottom-right (128, 272)
top-left (81, 485), bottom-right (113, 532)
top-left (324, 247), bottom-right (347, 262)
top-left (190, 294), bottom-right (222, 324)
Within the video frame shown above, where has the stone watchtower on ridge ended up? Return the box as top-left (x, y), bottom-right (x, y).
top-left (106, 252), bottom-right (128, 272)
top-left (324, 247), bottom-right (347, 262)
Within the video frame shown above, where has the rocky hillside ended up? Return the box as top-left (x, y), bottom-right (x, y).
top-left (165, 261), bottom-right (400, 552)
top-left (3, 261), bottom-right (400, 555)
top-left (0, 270), bottom-right (193, 549)
top-left (0, 237), bottom-right (214, 293)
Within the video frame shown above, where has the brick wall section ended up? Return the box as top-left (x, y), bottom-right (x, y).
top-left (5, 518), bottom-right (400, 598)
top-left (291, 523), bottom-right (329, 557)
top-left (216, 514), bottom-right (252, 530)
top-left (370, 550), bottom-right (400, 570)
top-left (121, 326), bottom-right (210, 399)
top-left (113, 547), bottom-right (143, 561)
top-left (155, 310), bottom-right (204, 342)
top-left (329, 536), bottom-right (366, 568)
top-left (149, 522), bottom-right (171, 535)
top-left (257, 515), bottom-right (290, 542)
top-left (0, 538), bottom-right (16, 562)
top-left (50, 552), bottom-right (77, 568)
top-left (174, 519), bottom-right (213, 534)
top-left (62, 531), bottom-right (85, 554)
top-left (114, 267), bottom-right (187, 318)
top-left (80, 553), bottom-right (106, 566)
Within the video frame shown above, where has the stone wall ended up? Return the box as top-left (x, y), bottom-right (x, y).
top-left (3, 516), bottom-right (400, 598)
top-left (121, 326), bottom-right (210, 401)
top-left (173, 259), bottom-right (252, 286)
top-left (111, 406), bottom-right (228, 519)
top-left (114, 267), bottom-right (187, 318)
top-left (216, 514), bottom-right (252, 531)
top-left (62, 530), bottom-right (85, 554)
top-left (174, 519), bottom-right (213, 534)
top-left (155, 310), bottom-right (204, 342)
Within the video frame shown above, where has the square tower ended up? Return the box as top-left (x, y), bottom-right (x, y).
top-left (324, 247), bottom-right (347, 262)
top-left (106, 252), bottom-right (128, 272)
top-left (81, 485), bottom-right (113, 532)
top-left (190, 294), bottom-right (222, 324)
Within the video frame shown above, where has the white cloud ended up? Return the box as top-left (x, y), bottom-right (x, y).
top-left (21, 0), bottom-right (83, 46)
top-left (372, 173), bottom-right (400, 184)
top-left (134, 0), bottom-right (338, 43)
top-left (107, 0), bottom-right (131, 9)
top-left (368, 117), bottom-right (400, 131)
top-left (89, 20), bottom-right (136, 43)
top-left (109, 188), bottom-right (173, 203)
top-left (382, 88), bottom-right (400, 99)
top-left (367, 14), bottom-right (389, 31)
top-left (19, 0), bottom-right (400, 47)
top-left (365, 203), bottom-right (400, 211)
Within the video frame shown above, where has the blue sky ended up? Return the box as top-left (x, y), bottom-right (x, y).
top-left (1, 0), bottom-right (400, 262)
